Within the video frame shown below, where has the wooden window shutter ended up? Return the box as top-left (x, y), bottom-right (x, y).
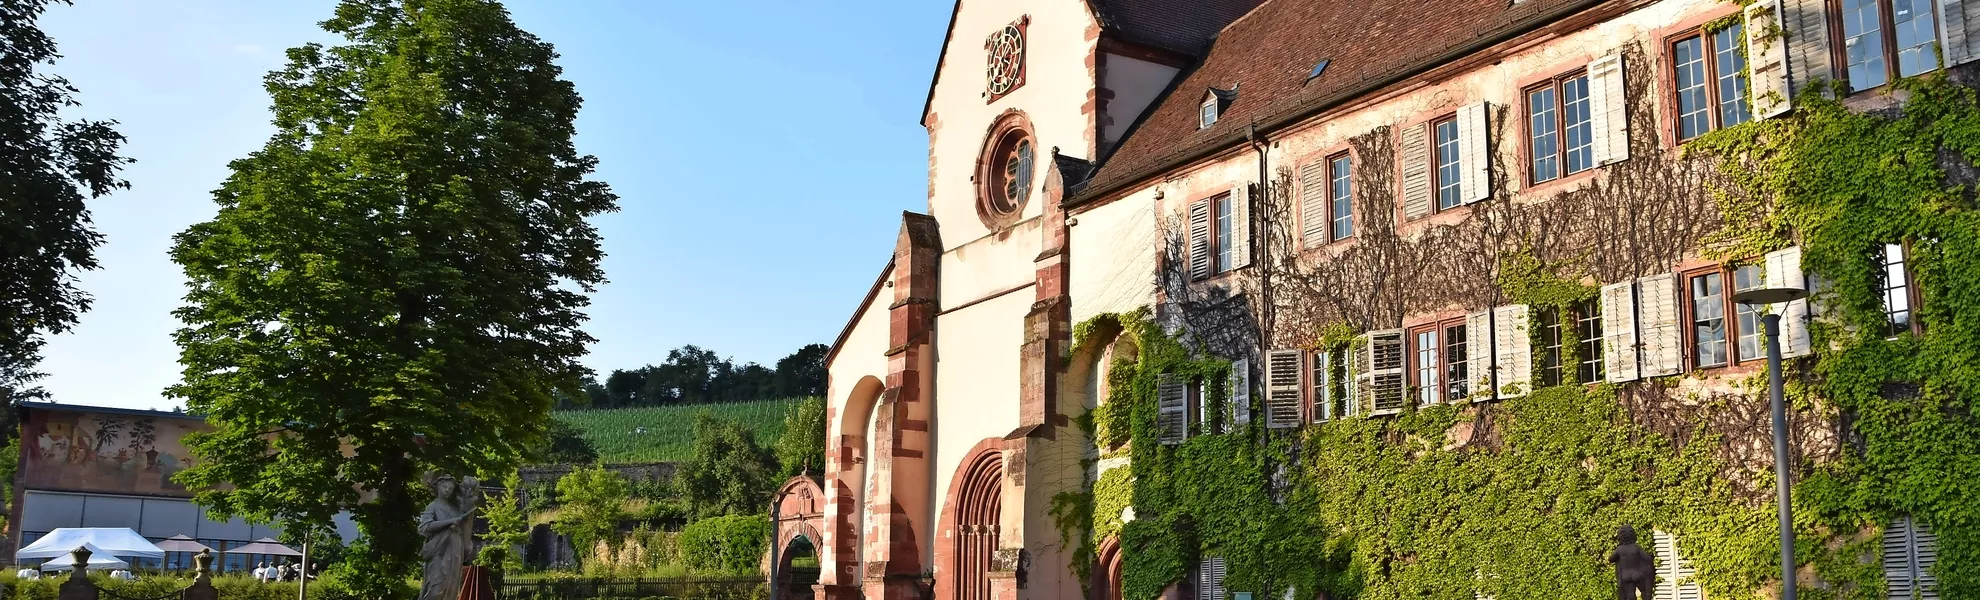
top-left (1457, 102), bottom-right (1492, 204)
top-left (1764, 246), bottom-right (1813, 358)
top-left (1491, 306), bottom-right (1532, 398)
top-left (1600, 281), bottom-right (1642, 383)
top-left (1231, 185), bottom-right (1253, 270)
top-left (1157, 374), bottom-right (1188, 445)
top-left (1400, 122), bottom-right (1433, 219)
top-left (1299, 161), bottom-right (1330, 248)
top-left (1364, 330), bottom-right (1407, 415)
top-left (1782, 0), bottom-right (1835, 100)
top-left (1188, 200), bottom-right (1213, 281)
top-left (1653, 530), bottom-right (1703, 600)
top-left (1266, 350), bottom-right (1304, 428)
top-left (1746, 0), bottom-right (1794, 119)
top-left (1885, 516), bottom-right (1941, 600)
top-left (1198, 557), bottom-right (1227, 600)
top-left (1229, 358), bottom-right (1251, 429)
top-left (1636, 274), bottom-right (1684, 377)
top-left (1939, 0), bottom-right (1980, 66)
top-left (1587, 52), bottom-right (1629, 165)
top-left (1465, 311), bottom-right (1493, 401)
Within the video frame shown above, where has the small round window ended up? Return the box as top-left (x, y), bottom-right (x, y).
top-left (988, 130), bottom-right (1033, 215)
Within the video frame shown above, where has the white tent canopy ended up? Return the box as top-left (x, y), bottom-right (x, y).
top-left (33, 542), bottom-right (130, 572)
top-left (17, 528), bottom-right (165, 561)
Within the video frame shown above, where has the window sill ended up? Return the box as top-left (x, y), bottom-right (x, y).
top-left (1522, 165), bottom-right (1604, 196)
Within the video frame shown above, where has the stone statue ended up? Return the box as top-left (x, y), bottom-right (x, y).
top-left (1610, 525), bottom-right (1654, 600)
top-left (417, 473), bottom-right (481, 600)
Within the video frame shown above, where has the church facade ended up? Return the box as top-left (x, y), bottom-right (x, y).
top-left (819, 1), bottom-right (1980, 599)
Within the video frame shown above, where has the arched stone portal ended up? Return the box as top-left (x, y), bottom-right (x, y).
top-left (768, 475), bottom-right (827, 600)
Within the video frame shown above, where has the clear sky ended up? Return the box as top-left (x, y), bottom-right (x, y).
top-left (33, 0), bottom-right (951, 411)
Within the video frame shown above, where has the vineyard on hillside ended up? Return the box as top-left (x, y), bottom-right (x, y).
top-left (555, 397), bottom-right (809, 462)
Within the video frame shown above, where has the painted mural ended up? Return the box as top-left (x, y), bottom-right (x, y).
top-left (20, 409), bottom-right (210, 497)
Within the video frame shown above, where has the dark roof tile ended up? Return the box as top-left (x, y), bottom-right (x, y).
top-left (1089, 0), bottom-right (1267, 55)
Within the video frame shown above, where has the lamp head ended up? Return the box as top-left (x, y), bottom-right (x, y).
top-left (1732, 287), bottom-right (1807, 306)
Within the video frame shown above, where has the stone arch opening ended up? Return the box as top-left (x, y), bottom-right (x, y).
top-left (825, 375), bottom-right (883, 589)
top-left (769, 475), bottom-right (826, 599)
top-left (1090, 535), bottom-right (1124, 600)
top-left (952, 448), bottom-right (1004, 600)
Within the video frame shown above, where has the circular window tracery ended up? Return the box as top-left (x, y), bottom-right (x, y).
top-left (976, 114), bottom-right (1036, 228)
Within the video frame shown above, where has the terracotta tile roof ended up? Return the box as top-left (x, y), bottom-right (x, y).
top-left (1089, 0), bottom-right (1266, 55)
top-left (1076, 0), bottom-right (1607, 204)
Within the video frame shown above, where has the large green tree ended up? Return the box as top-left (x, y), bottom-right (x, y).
top-left (674, 413), bottom-right (776, 519)
top-left (167, 0), bottom-right (614, 595)
top-left (0, 0), bottom-right (131, 401)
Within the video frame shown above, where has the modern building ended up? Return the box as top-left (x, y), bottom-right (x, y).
top-left (5, 402), bottom-right (358, 571)
top-left (811, 0), bottom-right (1976, 599)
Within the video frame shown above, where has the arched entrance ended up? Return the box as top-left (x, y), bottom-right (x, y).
top-left (952, 449), bottom-right (1003, 600)
top-left (768, 475), bottom-right (827, 599)
top-left (1090, 535), bottom-right (1124, 600)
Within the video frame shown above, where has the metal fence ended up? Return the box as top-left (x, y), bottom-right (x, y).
top-left (496, 577), bottom-right (766, 600)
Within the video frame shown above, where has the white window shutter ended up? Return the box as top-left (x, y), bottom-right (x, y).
top-left (1653, 530), bottom-right (1703, 600)
top-left (1587, 53), bottom-right (1629, 165)
top-left (1458, 102), bottom-right (1491, 204)
top-left (1365, 330), bottom-right (1407, 415)
top-left (1917, 519), bottom-right (1940, 599)
top-left (1157, 374), bottom-right (1188, 445)
top-left (1764, 246), bottom-right (1812, 358)
top-left (1299, 161), bottom-right (1329, 248)
top-left (1601, 281), bottom-right (1641, 383)
top-left (1939, 0), bottom-right (1980, 66)
top-left (1466, 311), bottom-right (1493, 401)
top-left (1231, 185), bottom-right (1253, 270)
top-left (1188, 201), bottom-right (1212, 281)
top-left (1266, 350), bottom-right (1303, 428)
top-left (1230, 358), bottom-right (1251, 429)
top-left (1401, 122), bottom-right (1433, 219)
top-left (1491, 306), bottom-right (1532, 398)
top-left (1747, 0), bottom-right (1793, 118)
top-left (1637, 274), bottom-right (1683, 377)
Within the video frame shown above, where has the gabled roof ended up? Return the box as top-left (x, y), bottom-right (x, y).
top-left (920, 0), bottom-right (1264, 123)
top-left (824, 259), bottom-right (895, 369)
top-left (1076, 0), bottom-right (1607, 204)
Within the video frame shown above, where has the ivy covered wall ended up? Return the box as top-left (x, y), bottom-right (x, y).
top-left (1052, 69), bottom-right (1980, 600)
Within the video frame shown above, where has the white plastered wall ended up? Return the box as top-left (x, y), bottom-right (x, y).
top-left (1099, 53), bottom-right (1181, 150)
top-left (1069, 186), bottom-right (1159, 325)
top-left (926, 0), bottom-right (1100, 249)
top-left (928, 289), bottom-right (1030, 568)
top-left (822, 264), bottom-right (892, 580)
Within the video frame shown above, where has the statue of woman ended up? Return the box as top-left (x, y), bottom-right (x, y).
top-left (417, 473), bottom-right (480, 600)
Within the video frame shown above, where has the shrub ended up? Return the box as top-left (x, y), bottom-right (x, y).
top-left (678, 514), bottom-right (770, 573)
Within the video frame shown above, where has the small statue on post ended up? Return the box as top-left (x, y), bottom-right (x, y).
top-left (417, 473), bottom-right (481, 600)
top-left (1610, 525), bottom-right (1654, 600)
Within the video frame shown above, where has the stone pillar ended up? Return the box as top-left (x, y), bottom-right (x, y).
top-left (858, 213), bottom-right (941, 600)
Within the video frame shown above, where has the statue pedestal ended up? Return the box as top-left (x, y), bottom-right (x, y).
top-left (457, 565), bottom-right (494, 600)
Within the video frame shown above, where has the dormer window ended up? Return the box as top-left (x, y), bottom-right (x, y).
top-left (1200, 86), bottom-right (1237, 130)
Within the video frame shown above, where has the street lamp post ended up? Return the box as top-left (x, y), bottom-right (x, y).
top-left (1732, 286), bottom-right (1808, 600)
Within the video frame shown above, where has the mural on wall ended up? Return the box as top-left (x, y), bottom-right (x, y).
top-left (20, 410), bottom-right (210, 497)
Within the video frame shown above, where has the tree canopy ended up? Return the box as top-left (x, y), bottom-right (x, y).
top-left (673, 413), bottom-right (776, 520)
top-left (0, 0), bottom-right (131, 401)
top-left (566, 343), bottom-right (827, 409)
top-left (165, 0), bottom-right (614, 595)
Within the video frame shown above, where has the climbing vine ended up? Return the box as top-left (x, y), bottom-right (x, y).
top-left (1052, 56), bottom-right (1980, 600)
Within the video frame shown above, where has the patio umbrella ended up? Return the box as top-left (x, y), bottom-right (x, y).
top-left (223, 538), bottom-right (302, 557)
top-left (154, 535), bottom-right (214, 554)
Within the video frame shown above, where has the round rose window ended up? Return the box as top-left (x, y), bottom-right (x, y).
top-left (987, 130), bottom-right (1033, 215)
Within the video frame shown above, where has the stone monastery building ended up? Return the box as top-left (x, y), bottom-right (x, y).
top-left (811, 0), bottom-right (1980, 599)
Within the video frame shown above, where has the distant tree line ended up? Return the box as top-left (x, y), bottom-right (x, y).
top-left (562, 343), bottom-right (827, 409)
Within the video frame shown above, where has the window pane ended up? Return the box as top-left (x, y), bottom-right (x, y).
top-left (1883, 243), bottom-right (1912, 336)
top-left (1528, 86), bottom-right (1559, 183)
top-left (1312, 350), bottom-right (1331, 421)
top-left (1416, 329), bottom-right (1441, 405)
top-left (1330, 156), bottom-right (1353, 240)
top-left (1674, 36), bottom-right (1712, 140)
top-left (1577, 301), bottom-right (1604, 383)
top-left (1844, 0), bottom-right (1889, 89)
top-left (1214, 195), bottom-right (1234, 273)
top-left (1713, 25), bottom-right (1752, 127)
top-left (1692, 273), bottom-right (1727, 367)
top-left (1541, 308), bottom-right (1564, 387)
top-left (1201, 101), bottom-right (1218, 128)
top-left (1435, 120), bottom-right (1462, 209)
top-left (1734, 265), bottom-right (1764, 361)
top-left (1894, 0), bottom-right (1939, 77)
top-left (1561, 75), bottom-right (1594, 174)
top-left (1445, 324), bottom-right (1469, 400)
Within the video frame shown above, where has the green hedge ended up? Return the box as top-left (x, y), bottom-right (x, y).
top-left (679, 515), bottom-right (771, 573)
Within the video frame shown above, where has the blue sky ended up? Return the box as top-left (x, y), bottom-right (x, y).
top-left (35, 0), bottom-right (950, 411)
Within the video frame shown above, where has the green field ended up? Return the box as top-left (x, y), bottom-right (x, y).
top-left (555, 398), bottom-right (807, 463)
